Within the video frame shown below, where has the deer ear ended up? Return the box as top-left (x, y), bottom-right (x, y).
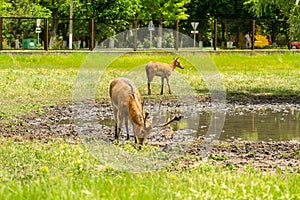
top-left (144, 110), bottom-right (150, 119)
top-left (143, 110), bottom-right (149, 124)
top-left (141, 99), bottom-right (144, 109)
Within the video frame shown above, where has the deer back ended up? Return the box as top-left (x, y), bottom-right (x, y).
top-left (110, 77), bottom-right (150, 129)
top-left (146, 61), bottom-right (173, 78)
top-left (109, 78), bottom-right (132, 112)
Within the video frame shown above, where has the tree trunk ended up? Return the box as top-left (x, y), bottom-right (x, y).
top-left (271, 21), bottom-right (277, 47)
top-left (49, 19), bottom-right (58, 48)
top-left (49, 0), bottom-right (58, 48)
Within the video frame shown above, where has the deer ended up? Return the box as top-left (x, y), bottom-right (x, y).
top-left (146, 57), bottom-right (184, 95)
top-left (109, 77), bottom-right (183, 148)
top-left (109, 77), bottom-right (152, 146)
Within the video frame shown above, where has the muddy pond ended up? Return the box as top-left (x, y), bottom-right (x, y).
top-left (98, 102), bottom-right (300, 143)
top-left (2, 99), bottom-right (299, 172)
top-left (92, 101), bottom-right (300, 172)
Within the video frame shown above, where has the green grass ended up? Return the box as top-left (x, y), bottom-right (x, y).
top-left (1, 52), bottom-right (300, 199)
top-left (1, 52), bottom-right (299, 119)
top-left (0, 54), bottom-right (83, 119)
top-left (211, 53), bottom-right (300, 96)
top-left (0, 138), bottom-right (299, 200)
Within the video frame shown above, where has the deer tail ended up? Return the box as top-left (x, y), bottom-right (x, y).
top-left (145, 63), bottom-right (150, 79)
top-left (109, 79), bottom-right (118, 98)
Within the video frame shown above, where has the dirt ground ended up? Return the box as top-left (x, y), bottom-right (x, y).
top-left (1, 97), bottom-right (299, 173)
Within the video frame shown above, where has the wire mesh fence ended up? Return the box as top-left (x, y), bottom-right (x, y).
top-left (0, 17), bottom-right (294, 51)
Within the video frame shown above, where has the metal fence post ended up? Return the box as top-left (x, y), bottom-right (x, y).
top-left (213, 19), bottom-right (217, 50)
top-left (133, 20), bottom-right (137, 51)
top-left (252, 20), bottom-right (255, 50)
top-left (175, 20), bottom-right (179, 50)
top-left (89, 18), bottom-right (95, 51)
top-left (0, 17), bottom-right (2, 51)
top-left (44, 18), bottom-right (49, 51)
top-left (288, 23), bottom-right (291, 49)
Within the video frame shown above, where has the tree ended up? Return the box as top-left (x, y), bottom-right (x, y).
top-left (37, 0), bottom-right (141, 48)
top-left (0, 0), bottom-right (51, 48)
top-left (186, 0), bottom-right (255, 47)
top-left (0, 0), bottom-right (51, 17)
top-left (138, 0), bottom-right (190, 48)
top-left (89, 0), bottom-right (141, 43)
top-left (245, 0), bottom-right (300, 41)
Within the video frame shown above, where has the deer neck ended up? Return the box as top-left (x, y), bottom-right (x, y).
top-left (169, 62), bottom-right (176, 71)
top-left (129, 96), bottom-right (144, 126)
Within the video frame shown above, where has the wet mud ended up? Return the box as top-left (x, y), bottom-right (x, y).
top-left (1, 97), bottom-right (299, 172)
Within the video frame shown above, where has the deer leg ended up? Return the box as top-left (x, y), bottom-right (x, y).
top-left (113, 106), bottom-right (120, 142)
top-left (125, 115), bottom-right (129, 140)
top-left (114, 122), bottom-right (118, 140)
top-left (131, 121), bottom-right (138, 143)
top-left (134, 136), bottom-right (138, 144)
top-left (148, 82), bottom-right (151, 95)
top-left (147, 75), bottom-right (154, 95)
top-left (115, 111), bottom-right (123, 143)
top-left (133, 130), bottom-right (138, 144)
top-left (160, 77), bottom-right (164, 95)
top-left (115, 123), bottom-right (121, 144)
top-left (166, 77), bottom-right (172, 94)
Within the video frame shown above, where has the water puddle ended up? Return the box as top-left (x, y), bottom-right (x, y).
top-left (100, 105), bottom-right (300, 142)
top-left (198, 109), bottom-right (300, 142)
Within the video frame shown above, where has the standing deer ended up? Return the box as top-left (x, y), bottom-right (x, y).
top-left (146, 57), bottom-right (184, 95)
top-left (109, 77), bottom-right (152, 145)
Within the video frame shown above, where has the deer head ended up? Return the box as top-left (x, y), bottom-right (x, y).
top-left (173, 57), bottom-right (184, 69)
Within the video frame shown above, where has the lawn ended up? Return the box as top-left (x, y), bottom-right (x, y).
top-left (0, 138), bottom-right (299, 200)
top-left (0, 52), bottom-right (300, 199)
top-left (1, 52), bottom-right (299, 119)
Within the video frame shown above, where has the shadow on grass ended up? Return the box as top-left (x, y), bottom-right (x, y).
top-left (225, 92), bottom-right (300, 104)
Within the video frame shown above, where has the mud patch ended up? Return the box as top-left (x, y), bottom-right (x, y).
top-left (0, 98), bottom-right (299, 172)
top-left (187, 140), bottom-right (300, 173)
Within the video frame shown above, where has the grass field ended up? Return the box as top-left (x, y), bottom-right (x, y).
top-left (1, 138), bottom-right (300, 199)
top-left (0, 52), bottom-right (300, 199)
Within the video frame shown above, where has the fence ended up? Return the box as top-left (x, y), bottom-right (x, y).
top-left (0, 17), bottom-right (293, 51)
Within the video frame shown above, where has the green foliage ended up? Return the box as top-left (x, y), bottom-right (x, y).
top-left (244, 0), bottom-right (295, 18)
top-left (289, 6), bottom-right (300, 40)
top-left (138, 0), bottom-right (190, 20)
top-left (187, 0), bottom-right (253, 20)
top-left (209, 154), bottom-right (228, 161)
top-left (0, 0), bottom-right (11, 17)
top-left (1, 0), bottom-right (51, 17)
top-left (245, 0), bottom-right (300, 40)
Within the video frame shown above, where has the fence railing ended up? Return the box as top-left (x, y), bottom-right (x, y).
top-left (0, 17), bottom-right (294, 51)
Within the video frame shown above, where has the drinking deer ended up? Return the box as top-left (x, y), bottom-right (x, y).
top-left (109, 77), bottom-right (152, 145)
top-left (146, 57), bottom-right (184, 95)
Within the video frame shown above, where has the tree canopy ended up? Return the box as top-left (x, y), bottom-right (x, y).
top-left (0, 0), bottom-right (51, 18)
top-left (245, 0), bottom-right (300, 40)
